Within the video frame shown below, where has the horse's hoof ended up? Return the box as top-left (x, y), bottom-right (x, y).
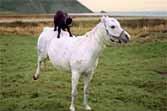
top-left (85, 105), bottom-right (91, 110)
top-left (33, 75), bottom-right (38, 80)
top-left (70, 105), bottom-right (75, 111)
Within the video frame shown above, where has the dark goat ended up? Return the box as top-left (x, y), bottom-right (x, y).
top-left (54, 10), bottom-right (72, 38)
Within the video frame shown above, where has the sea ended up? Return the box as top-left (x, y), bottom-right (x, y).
top-left (70, 11), bottom-right (167, 17)
top-left (108, 11), bottom-right (167, 17)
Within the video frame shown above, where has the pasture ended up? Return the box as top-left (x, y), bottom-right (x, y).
top-left (0, 17), bottom-right (167, 111)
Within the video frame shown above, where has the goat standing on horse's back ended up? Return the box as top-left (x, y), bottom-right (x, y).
top-left (54, 10), bottom-right (73, 38)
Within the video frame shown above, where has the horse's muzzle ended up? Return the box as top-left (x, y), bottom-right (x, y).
top-left (119, 31), bottom-right (131, 43)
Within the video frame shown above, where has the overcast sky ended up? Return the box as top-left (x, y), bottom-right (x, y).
top-left (78, 0), bottom-right (167, 12)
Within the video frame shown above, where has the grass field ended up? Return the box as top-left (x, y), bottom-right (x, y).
top-left (0, 16), bottom-right (167, 111)
top-left (0, 32), bottom-right (167, 111)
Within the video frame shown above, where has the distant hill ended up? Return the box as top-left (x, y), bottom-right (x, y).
top-left (0, 0), bottom-right (92, 14)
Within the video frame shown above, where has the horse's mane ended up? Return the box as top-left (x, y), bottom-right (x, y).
top-left (43, 27), bottom-right (70, 37)
top-left (42, 22), bottom-right (103, 39)
top-left (83, 22), bottom-right (103, 38)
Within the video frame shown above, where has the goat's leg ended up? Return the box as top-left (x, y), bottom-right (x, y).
top-left (70, 70), bottom-right (80, 111)
top-left (67, 26), bottom-right (72, 37)
top-left (33, 57), bottom-right (42, 80)
top-left (57, 27), bottom-right (61, 38)
top-left (83, 73), bottom-right (94, 110)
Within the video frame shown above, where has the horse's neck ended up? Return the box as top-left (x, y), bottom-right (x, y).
top-left (83, 22), bottom-right (107, 58)
top-left (86, 22), bottom-right (106, 46)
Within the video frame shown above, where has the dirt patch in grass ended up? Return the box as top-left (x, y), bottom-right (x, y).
top-left (156, 71), bottom-right (167, 77)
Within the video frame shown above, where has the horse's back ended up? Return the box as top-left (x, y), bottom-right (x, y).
top-left (38, 27), bottom-right (75, 70)
top-left (47, 34), bottom-right (76, 70)
top-left (38, 27), bottom-right (87, 71)
top-left (37, 27), bottom-right (70, 54)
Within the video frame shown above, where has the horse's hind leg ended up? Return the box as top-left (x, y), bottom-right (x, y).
top-left (33, 56), bottom-right (42, 80)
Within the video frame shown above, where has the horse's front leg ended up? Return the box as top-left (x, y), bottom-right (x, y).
top-left (70, 70), bottom-right (81, 111)
top-left (83, 72), bottom-right (94, 110)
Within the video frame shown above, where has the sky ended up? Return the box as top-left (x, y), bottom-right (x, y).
top-left (78, 0), bottom-right (167, 12)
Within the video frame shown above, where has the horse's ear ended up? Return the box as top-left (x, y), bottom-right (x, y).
top-left (101, 16), bottom-right (106, 23)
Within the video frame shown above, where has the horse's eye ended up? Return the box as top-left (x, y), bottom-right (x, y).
top-left (111, 25), bottom-right (115, 29)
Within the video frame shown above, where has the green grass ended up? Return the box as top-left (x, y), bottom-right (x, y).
top-left (0, 35), bottom-right (167, 111)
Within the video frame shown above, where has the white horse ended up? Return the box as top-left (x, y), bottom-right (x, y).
top-left (33, 16), bottom-right (130, 111)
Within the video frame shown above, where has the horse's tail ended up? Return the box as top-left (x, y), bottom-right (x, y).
top-left (33, 27), bottom-right (53, 80)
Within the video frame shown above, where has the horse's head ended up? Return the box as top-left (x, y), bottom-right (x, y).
top-left (101, 16), bottom-right (131, 44)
